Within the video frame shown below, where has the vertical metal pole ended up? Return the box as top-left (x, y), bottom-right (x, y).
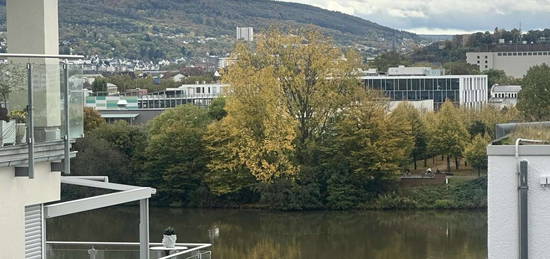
top-left (139, 199), bottom-right (150, 259)
top-left (63, 63), bottom-right (70, 175)
top-left (519, 160), bottom-right (529, 259)
top-left (27, 63), bottom-right (34, 179)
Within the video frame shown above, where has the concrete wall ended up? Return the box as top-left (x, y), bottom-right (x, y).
top-left (0, 162), bottom-right (61, 259)
top-left (467, 51), bottom-right (550, 78)
top-left (487, 145), bottom-right (550, 259)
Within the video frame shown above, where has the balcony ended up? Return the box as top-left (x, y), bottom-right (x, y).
top-left (0, 54), bottom-right (85, 176)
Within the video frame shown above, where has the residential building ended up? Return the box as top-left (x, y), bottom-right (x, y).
top-left (218, 57), bottom-right (237, 69)
top-left (0, 1), bottom-right (210, 258)
top-left (236, 27), bottom-right (254, 42)
top-left (466, 44), bottom-right (550, 78)
top-left (86, 83), bottom-right (227, 110)
top-left (106, 82), bottom-right (118, 95)
top-left (361, 67), bottom-right (488, 110)
top-left (488, 84), bottom-right (522, 109)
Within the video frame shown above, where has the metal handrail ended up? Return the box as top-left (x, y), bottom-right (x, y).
top-left (0, 53), bottom-right (84, 59)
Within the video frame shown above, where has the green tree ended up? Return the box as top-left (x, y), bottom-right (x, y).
top-left (390, 103), bottom-right (428, 170)
top-left (208, 97), bottom-right (227, 121)
top-left (71, 121), bottom-right (146, 185)
top-left (324, 95), bottom-right (414, 201)
top-left (464, 134), bottom-right (490, 176)
top-left (92, 78), bottom-right (108, 95)
top-left (144, 105), bottom-right (212, 206)
top-left (371, 51), bottom-right (412, 73)
top-left (430, 101), bottom-right (470, 172)
top-left (443, 61), bottom-right (479, 75)
top-left (483, 69), bottom-right (508, 88)
top-left (517, 64), bottom-right (550, 121)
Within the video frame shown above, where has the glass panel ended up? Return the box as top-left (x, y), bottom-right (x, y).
top-left (32, 62), bottom-right (62, 144)
top-left (67, 64), bottom-right (84, 139)
top-left (2, 60), bottom-right (29, 148)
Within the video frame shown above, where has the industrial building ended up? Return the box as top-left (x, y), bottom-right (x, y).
top-left (466, 44), bottom-right (550, 78)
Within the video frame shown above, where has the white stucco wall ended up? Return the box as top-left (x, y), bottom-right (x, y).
top-left (488, 145), bottom-right (550, 259)
top-left (0, 162), bottom-right (61, 259)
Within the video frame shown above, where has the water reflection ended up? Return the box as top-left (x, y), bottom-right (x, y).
top-left (47, 207), bottom-right (487, 259)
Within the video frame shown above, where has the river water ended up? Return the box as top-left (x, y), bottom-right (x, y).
top-left (47, 207), bottom-right (487, 259)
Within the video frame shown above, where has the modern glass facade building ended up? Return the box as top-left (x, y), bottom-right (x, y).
top-left (361, 75), bottom-right (488, 110)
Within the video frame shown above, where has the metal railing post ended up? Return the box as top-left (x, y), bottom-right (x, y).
top-left (27, 63), bottom-right (34, 179)
top-left (140, 199), bottom-right (150, 259)
top-left (63, 63), bottom-right (70, 175)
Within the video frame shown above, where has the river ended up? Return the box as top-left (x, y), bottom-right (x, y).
top-left (47, 207), bottom-right (487, 259)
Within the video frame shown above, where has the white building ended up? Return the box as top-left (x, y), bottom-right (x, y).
top-left (236, 27), bottom-right (254, 42)
top-left (487, 136), bottom-right (550, 259)
top-left (488, 84), bottom-right (522, 109)
top-left (361, 74), bottom-right (488, 110)
top-left (387, 66), bottom-right (445, 76)
top-left (0, 1), bottom-right (210, 258)
top-left (466, 45), bottom-right (550, 78)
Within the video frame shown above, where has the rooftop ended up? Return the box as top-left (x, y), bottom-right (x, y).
top-left (491, 85), bottom-right (522, 93)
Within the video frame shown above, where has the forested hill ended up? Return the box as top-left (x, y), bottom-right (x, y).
top-left (0, 0), bottom-right (419, 60)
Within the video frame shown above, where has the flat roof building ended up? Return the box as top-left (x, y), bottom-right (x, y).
top-left (466, 44), bottom-right (550, 78)
top-left (488, 84), bottom-right (522, 109)
top-left (361, 74), bottom-right (488, 110)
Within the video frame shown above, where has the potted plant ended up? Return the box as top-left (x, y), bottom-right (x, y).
top-left (162, 226), bottom-right (177, 248)
top-left (9, 110), bottom-right (27, 144)
top-left (0, 64), bottom-right (26, 146)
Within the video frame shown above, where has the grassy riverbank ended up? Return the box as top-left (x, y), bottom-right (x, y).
top-left (362, 177), bottom-right (487, 210)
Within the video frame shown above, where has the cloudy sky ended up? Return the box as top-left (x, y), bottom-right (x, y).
top-left (282, 0), bottom-right (550, 34)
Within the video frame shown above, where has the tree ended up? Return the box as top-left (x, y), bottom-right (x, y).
top-left (483, 69), bottom-right (508, 88)
top-left (517, 64), bottom-right (550, 121)
top-left (83, 107), bottom-right (105, 133)
top-left (144, 105), bottom-right (211, 206)
top-left (71, 121), bottom-right (146, 185)
top-left (92, 78), bottom-right (108, 94)
top-left (207, 29), bottom-right (362, 183)
top-left (208, 97), bottom-right (227, 121)
top-left (443, 61), bottom-right (479, 75)
top-left (371, 51), bottom-right (412, 73)
top-left (0, 64), bottom-right (26, 109)
top-left (429, 101), bottom-right (470, 172)
top-left (390, 103), bottom-right (428, 170)
top-left (324, 94), bottom-right (414, 198)
top-left (464, 134), bottom-right (490, 176)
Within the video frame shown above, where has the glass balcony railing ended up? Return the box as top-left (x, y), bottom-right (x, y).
top-left (0, 55), bottom-right (84, 177)
top-left (46, 242), bottom-right (212, 259)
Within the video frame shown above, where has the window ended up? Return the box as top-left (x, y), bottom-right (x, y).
top-left (485, 65), bottom-right (488, 68)
top-left (498, 53), bottom-right (502, 56)
top-left (513, 52), bottom-right (517, 56)
top-left (477, 56), bottom-right (480, 59)
top-left (477, 60), bottom-right (480, 64)
top-left (485, 60), bottom-right (488, 63)
top-left (528, 52), bottom-right (533, 56)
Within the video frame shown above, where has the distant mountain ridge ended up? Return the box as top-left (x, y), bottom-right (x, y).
top-left (0, 0), bottom-right (420, 60)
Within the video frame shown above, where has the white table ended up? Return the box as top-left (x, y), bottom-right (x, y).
top-left (150, 246), bottom-right (188, 256)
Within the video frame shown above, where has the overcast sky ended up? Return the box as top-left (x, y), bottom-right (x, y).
top-left (281, 0), bottom-right (550, 35)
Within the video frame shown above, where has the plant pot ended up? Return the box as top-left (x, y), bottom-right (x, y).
top-left (15, 123), bottom-right (26, 144)
top-left (162, 234), bottom-right (177, 248)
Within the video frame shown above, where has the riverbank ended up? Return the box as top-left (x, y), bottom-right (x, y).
top-left (362, 177), bottom-right (487, 210)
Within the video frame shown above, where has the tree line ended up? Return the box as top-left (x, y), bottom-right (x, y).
top-left (71, 30), bottom-right (548, 210)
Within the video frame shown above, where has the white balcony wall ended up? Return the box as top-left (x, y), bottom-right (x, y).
top-left (0, 162), bottom-right (61, 258)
